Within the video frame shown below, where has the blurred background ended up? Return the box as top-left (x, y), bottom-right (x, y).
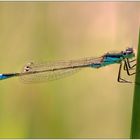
top-left (0, 2), bottom-right (139, 138)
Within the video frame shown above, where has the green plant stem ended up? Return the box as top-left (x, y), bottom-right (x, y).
top-left (131, 29), bottom-right (140, 138)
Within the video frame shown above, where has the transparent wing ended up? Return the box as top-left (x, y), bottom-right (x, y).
top-left (19, 56), bottom-right (103, 83)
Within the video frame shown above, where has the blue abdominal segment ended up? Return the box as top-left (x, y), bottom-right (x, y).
top-left (0, 74), bottom-right (16, 80)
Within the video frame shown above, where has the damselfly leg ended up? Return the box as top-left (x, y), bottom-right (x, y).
top-left (118, 62), bottom-right (132, 83)
top-left (123, 58), bottom-right (136, 70)
top-left (118, 58), bottom-right (136, 83)
top-left (124, 59), bottom-right (136, 76)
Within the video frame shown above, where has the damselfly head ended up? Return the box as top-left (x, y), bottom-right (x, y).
top-left (122, 47), bottom-right (135, 59)
top-left (124, 47), bottom-right (134, 54)
top-left (122, 47), bottom-right (134, 56)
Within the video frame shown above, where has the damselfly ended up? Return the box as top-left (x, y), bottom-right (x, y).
top-left (0, 47), bottom-right (136, 83)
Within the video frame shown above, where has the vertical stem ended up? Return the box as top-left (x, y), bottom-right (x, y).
top-left (131, 29), bottom-right (140, 138)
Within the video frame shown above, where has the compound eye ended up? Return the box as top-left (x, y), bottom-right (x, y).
top-left (126, 48), bottom-right (133, 53)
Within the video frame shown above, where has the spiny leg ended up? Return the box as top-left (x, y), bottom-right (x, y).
top-left (122, 59), bottom-right (140, 85)
top-left (117, 62), bottom-right (132, 83)
top-left (128, 59), bottom-right (140, 75)
top-left (124, 58), bottom-right (136, 70)
top-left (124, 59), bottom-right (140, 85)
top-left (124, 59), bottom-right (136, 76)
top-left (126, 58), bottom-right (136, 69)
